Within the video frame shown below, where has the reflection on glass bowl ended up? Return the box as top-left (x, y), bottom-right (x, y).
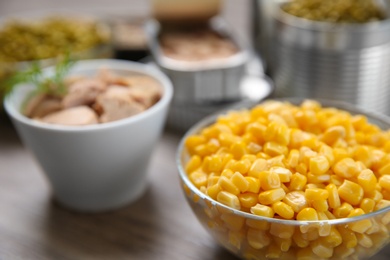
top-left (177, 98), bottom-right (390, 260)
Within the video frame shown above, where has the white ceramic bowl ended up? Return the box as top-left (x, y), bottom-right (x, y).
top-left (4, 59), bottom-right (173, 212)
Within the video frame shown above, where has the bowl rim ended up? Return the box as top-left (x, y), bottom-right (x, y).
top-left (177, 97), bottom-right (390, 226)
top-left (4, 59), bottom-right (173, 132)
top-left (274, 0), bottom-right (390, 33)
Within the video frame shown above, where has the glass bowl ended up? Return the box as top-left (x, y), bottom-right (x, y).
top-left (176, 98), bottom-right (390, 260)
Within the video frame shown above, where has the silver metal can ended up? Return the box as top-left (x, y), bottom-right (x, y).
top-left (254, 0), bottom-right (390, 115)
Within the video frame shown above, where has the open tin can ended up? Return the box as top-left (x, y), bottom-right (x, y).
top-left (145, 17), bottom-right (249, 104)
top-left (253, 0), bottom-right (390, 115)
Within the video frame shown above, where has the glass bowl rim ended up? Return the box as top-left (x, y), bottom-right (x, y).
top-left (176, 97), bottom-right (390, 226)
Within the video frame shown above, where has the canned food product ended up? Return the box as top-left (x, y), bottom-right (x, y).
top-left (145, 17), bottom-right (249, 104)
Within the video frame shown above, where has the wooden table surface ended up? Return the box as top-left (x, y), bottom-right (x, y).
top-left (1, 1), bottom-right (390, 259)
top-left (0, 113), bottom-right (240, 260)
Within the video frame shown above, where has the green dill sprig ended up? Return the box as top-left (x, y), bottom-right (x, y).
top-left (1, 54), bottom-right (75, 98)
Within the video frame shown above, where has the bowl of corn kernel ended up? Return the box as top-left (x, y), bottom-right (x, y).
top-left (177, 98), bottom-right (390, 260)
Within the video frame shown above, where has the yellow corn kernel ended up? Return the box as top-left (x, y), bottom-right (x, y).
top-left (338, 180), bottom-right (364, 205)
top-left (206, 184), bottom-right (221, 200)
top-left (319, 144), bottom-right (335, 165)
top-left (338, 226), bottom-right (357, 248)
top-left (296, 208), bottom-right (318, 221)
top-left (247, 228), bottom-right (271, 249)
top-left (310, 239), bottom-right (334, 258)
top-left (230, 141), bottom-right (246, 160)
top-left (321, 125), bottom-right (346, 145)
top-left (333, 158), bottom-right (359, 178)
top-left (375, 199), bottom-right (390, 210)
top-left (267, 155), bottom-right (286, 168)
top-left (305, 183), bottom-right (325, 189)
top-left (300, 227), bottom-right (319, 240)
top-left (270, 166), bottom-right (292, 183)
top-left (270, 222), bottom-right (295, 239)
top-left (218, 131), bottom-right (240, 148)
top-left (305, 188), bottom-right (329, 201)
top-left (324, 226), bottom-right (342, 248)
top-left (274, 237), bottom-right (292, 252)
top-left (194, 144), bottom-right (212, 157)
top-left (221, 168), bottom-right (234, 179)
top-left (367, 189), bottom-right (383, 202)
top-left (264, 121), bottom-right (290, 146)
top-left (290, 129), bottom-right (311, 149)
top-left (333, 202), bottom-right (353, 218)
top-left (202, 155), bottom-right (223, 173)
top-left (272, 201), bottom-right (294, 219)
top-left (185, 135), bottom-right (206, 153)
top-left (333, 147), bottom-right (349, 162)
top-left (311, 199), bottom-right (329, 212)
top-left (283, 191), bottom-right (308, 213)
top-left (259, 171), bottom-right (281, 190)
top-left (301, 99), bottom-right (321, 111)
top-left (289, 173), bottom-right (307, 191)
top-left (347, 208), bottom-right (372, 233)
top-left (218, 176), bottom-right (240, 195)
top-left (231, 172), bottom-right (249, 193)
top-left (326, 184), bottom-right (341, 209)
top-left (242, 154), bottom-right (257, 163)
top-left (246, 122), bottom-right (266, 144)
top-left (379, 162), bottom-right (390, 177)
top-left (264, 142), bottom-right (288, 157)
top-left (324, 210), bottom-right (336, 219)
top-left (266, 242), bottom-right (282, 259)
top-left (379, 175), bottom-right (390, 191)
top-left (242, 133), bottom-right (258, 145)
top-left (353, 146), bottom-right (373, 168)
top-left (250, 203), bottom-right (274, 217)
top-left (248, 158), bottom-right (267, 178)
top-left (296, 163), bottom-right (308, 175)
top-left (221, 213), bottom-right (245, 231)
top-left (238, 193), bottom-right (258, 208)
top-left (219, 152), bottom-right (234, 168)
top-left (185, 155), bottom-right (202, 173)
top-left (357, 169), bottom-right (377, 193)
top-left (258, 188), bottom-right (286, 205)
top-left (207, 175), bottom-right (219, 186)
top-left (246, 143), bottom-right (262, 155)
top-left (360, 198), bottom-right (375, 213)
top-left (296, 109), bottom-right (318, 132)
top-left (286, 149), bottom-right (300, 169)
top-left (246, 218), bottom-right (271, 230)
top-left (382, 189), bottom-right (390, 200)
top-left (357, 233), bottom-right (373, 248)
top-left (206, 138), bottom-right (220, 153)
top-left (371, 149), bottom-right (387, 171)
top-left (257, 152), bottom-right (271, 160)
top-left (228, 230), bottom-right (244, 250)
top-left (307, 172), bottom-right (330, 184)
top-left (228, 158), bottom-right (251, 174)
top-left (329, 175), bottom-right (344, 186)
top-left (281, 183), bottom-right (289, 194)
top-left (299, 147), bottom-right (317, 166)
top-left (309, 156), bottom-right (330, 175)
top-left (293, 231), bottom-right (310, 248)
top-left (189, 169), bottom-right (208, 189)
top-left (245, 176), bottom-right (260, 194)
top-left (217, 191), bottom-right (240, 210)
